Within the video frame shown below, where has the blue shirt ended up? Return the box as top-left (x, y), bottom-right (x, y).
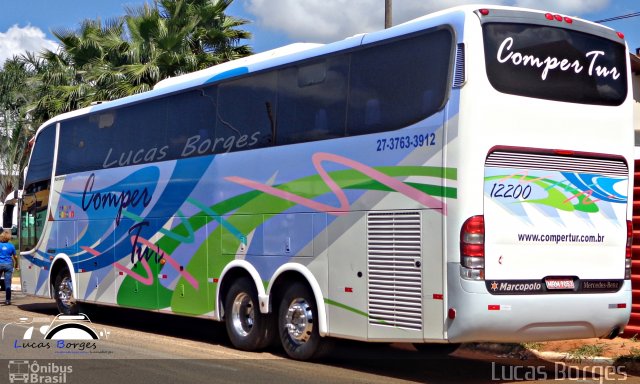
top-left (0, 242), bottom-right (16, 264)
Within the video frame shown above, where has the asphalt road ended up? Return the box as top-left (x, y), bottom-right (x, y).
top-left (0, 292), bottom-right (636, 384)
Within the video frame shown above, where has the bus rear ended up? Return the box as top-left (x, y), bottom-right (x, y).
top-left (447, 7), bottom-right (633, 342)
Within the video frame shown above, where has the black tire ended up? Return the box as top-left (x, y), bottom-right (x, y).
top-left (53, 268), bottom-right (79, 315)
top-left (224, 278), bottom-right (275, 351)
top-left (277, 282), bottom-right (331, 360)
top-left (413, 343), bottom-right (461, 355)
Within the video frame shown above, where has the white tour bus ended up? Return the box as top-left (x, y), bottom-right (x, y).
top-left (6, 5), bottom-right (633, 360)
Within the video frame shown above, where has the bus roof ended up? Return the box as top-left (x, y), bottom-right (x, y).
top-left (32, 4), bottom-right (621, 135)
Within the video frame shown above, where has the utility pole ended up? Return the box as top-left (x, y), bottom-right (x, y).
top-left (385, 0), bottom-right (392, 28)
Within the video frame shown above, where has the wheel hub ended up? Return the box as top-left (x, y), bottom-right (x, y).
top-left (58, 276), bottom-right (75, 308)
top-left (231, 292), bottom-right (255, 337)
top-left (284, 298), bottom-right (313, 344)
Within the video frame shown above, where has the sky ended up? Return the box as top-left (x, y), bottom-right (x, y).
top-left (0, 0), bottom-right (638, 65)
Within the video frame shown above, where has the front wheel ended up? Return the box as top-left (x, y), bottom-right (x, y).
top-left (278, 282), bottom-right (331, 360)
top-left (53, 268), bottom-right (79, 315)
top-left (224, 278), bottom-right (275, 351)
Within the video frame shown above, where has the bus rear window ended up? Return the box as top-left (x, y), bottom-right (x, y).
top-left (482, 23), bottom-right (627, 106)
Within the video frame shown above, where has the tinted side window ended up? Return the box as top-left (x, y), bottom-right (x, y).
top-left (215, 73), bottom-right (277, 152)
top-left (277, 56), bottom-right (349, 144)
top-left (25, 124), bottom-right (56, 185)
top-left (58, 98), bottom-right (169, 174)
top-left (167, 86), bottom-right (217, 158)
top-left (347, 29), bottom-right (452, 136)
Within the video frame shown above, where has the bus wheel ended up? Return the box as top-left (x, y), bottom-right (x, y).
top-left (413, 343), bottom-right (461, 355)
top-left (278, 282), bottom-right (330, 360)
top-left (54, 268), bottom-right (79, 315)
top-left (224, 278), bottom-right (274, 351)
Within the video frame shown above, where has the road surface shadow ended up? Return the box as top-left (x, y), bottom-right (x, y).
top-left (16, 301), bottom-right (635, 383)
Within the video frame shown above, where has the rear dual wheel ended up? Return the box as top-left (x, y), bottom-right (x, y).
top-left (224, 278), bottom-right (331, 359)
top-left (277, 282), bottom-right (331, 360)
top-left (224, 278), bottom-right (275, 351)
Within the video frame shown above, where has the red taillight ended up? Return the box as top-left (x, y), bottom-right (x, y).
top-left (545, 13), bottom-right (554, 20)
top-left (626, 220), bottom-right (632, 280)
top-left (461, 216), bottom-right (485, 280)
top-left (461, 215), bottom-right (485, 252)
top-left (462, 243), bottom-right (484, 257)
top-left (617, 31), bottom-right (625, 39)
top-left (564, 17), bottom-right (573, 24)
top-left (627, 220), bottom-right (633, 259)
top-left (554, 14), bottom-right (563, 21)
top-left (479, 9), bottom-right (490, 16)
top-left (554, 149), bottom-right (575, 156)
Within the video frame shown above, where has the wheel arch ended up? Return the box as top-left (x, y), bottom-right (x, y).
top-left (217, 260), bottom-right (266, 321)
top-left (48, 254), bottom-right (76, 300)
top-left (267, 263), bottom-right (328, 337)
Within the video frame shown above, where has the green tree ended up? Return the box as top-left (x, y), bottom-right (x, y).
top-left (25, 0), bottom-right (252, 125)
top-left (0, 58), bottom-right (34, 199)
top-left (0, 0), bottom-right (252, 188)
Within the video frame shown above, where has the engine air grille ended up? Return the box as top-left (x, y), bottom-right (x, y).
top-left (486, 151), bottom-right (628, 177)
top-left (452, 43), bottom-right (466, 88)
top-left (367, 211), bottom-right (423, 330)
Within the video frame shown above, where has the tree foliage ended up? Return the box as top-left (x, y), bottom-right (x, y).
top-left (0, 58), bottom-right (33, 199)
top-left (0, 0), bottom-right (252, 198)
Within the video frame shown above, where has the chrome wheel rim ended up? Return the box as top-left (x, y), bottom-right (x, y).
top-left (231, 292), bottom-right (255, 337)
top-left (284, 298), bottom-right (313, 345)
top-left (57, 276), bottom-right (75, 309)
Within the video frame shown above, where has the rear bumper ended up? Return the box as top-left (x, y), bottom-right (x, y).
top-left (446, 264), bottom-right (631, 343)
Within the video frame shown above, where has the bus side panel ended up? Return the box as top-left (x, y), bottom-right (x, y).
top-left (75, 220), bottom-right (117, 305)
top-left (18, 255), bottom-right (41, 296)
top-left (165, 215), bottom-right (210, 316)
top-left (421, 208), bottom-right (445, 341)
top-left (113, 217), bottom-right (162, 311)
top-left (327, 211), bottom-right (368, 340)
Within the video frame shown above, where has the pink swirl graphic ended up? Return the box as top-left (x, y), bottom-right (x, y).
top-left (82, 236), bottom-right (199, 289)
top-left (225, 152), bottom-right (446, 214)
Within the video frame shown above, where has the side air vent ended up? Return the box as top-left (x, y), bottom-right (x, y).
top-left (367, 211), bottom-right (423, 331)
top-left (452, 43), bottom-right (466, 88)
top-left (486, 151), bottom-right (628, 177)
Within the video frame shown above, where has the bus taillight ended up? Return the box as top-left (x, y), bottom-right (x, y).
top-left (626, 220), bottom-right (632, 279)
top-left (460, 215), bottom-right (485, 280)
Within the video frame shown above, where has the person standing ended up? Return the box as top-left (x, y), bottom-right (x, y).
top-left (0, 231), bottom-right (18, 305)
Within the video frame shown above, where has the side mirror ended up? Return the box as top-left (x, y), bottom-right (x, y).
top-left (2, 203), bottom-right (14, 230)
top-left (3, 189), bottom-right (20, 233)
